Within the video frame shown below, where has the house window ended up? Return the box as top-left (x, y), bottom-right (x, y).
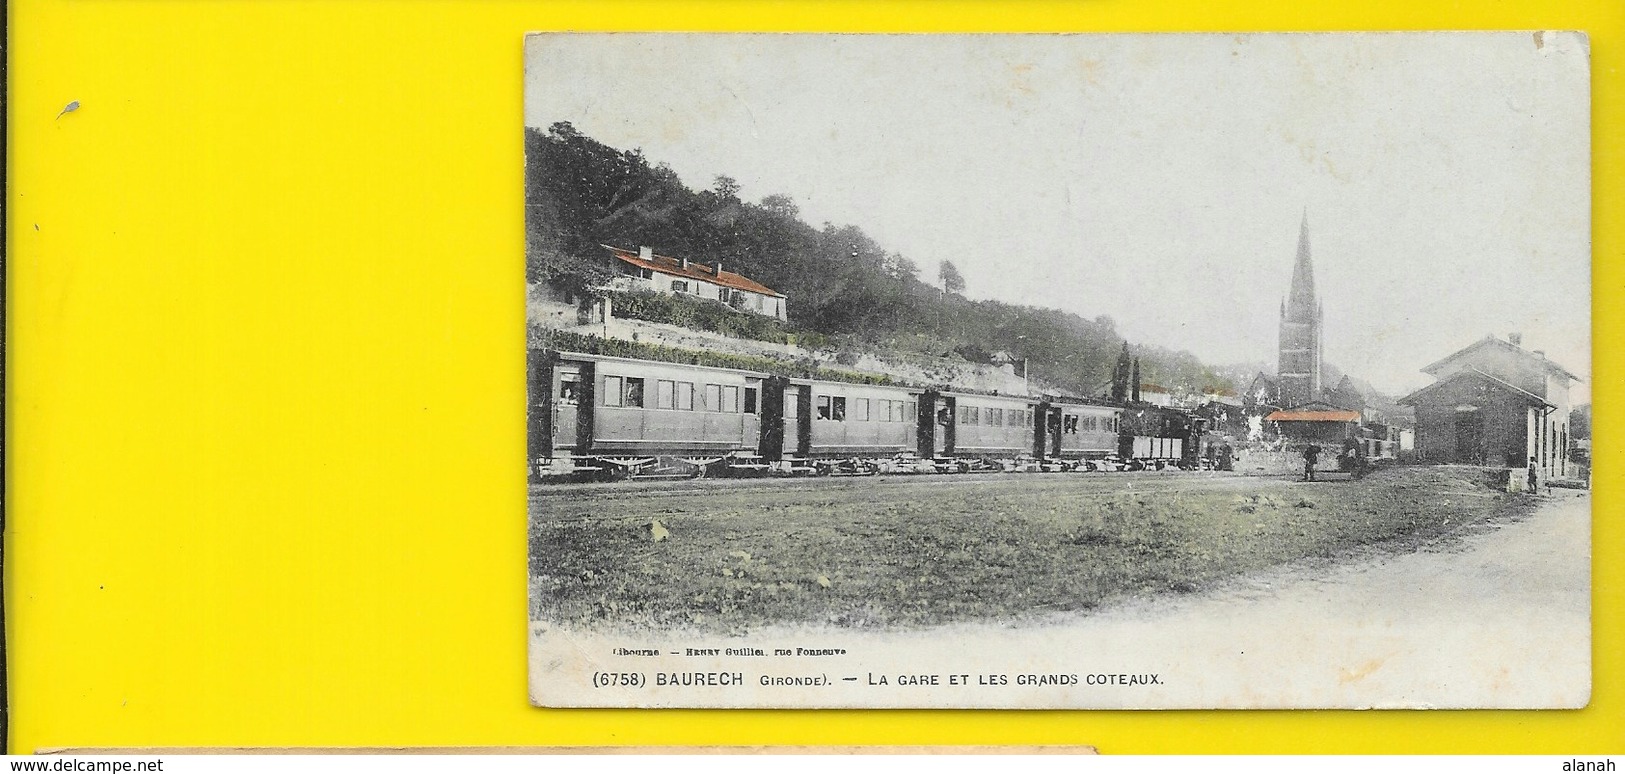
top-left (855, 398), bottom-right (871, 422)
top-left (744, 387), bottom-right (758, 414)
top-left (657, 380), bottom-right (676, 409)
top-left (671, 280), bottom-right (689, 293)
top-left (676, 382), bottom-right (694, 411)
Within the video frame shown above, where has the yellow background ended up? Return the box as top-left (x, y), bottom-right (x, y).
top-left (6, 0), bottom-right (1621, 754)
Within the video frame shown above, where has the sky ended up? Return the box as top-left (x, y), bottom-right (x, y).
top-left (524, 33), bottom-right (1591, 401)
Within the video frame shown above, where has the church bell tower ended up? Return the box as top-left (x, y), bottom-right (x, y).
top-left (1278, 211), bottom-right (1323, 408)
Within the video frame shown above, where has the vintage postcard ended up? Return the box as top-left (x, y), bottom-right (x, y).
top-left (524, 32), bottom-right (1591, 708)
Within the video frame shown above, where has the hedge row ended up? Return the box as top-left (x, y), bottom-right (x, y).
top-left (604, 290), bottom-right (829, 349)
top-left (531, 328), bottom-right (897, 386)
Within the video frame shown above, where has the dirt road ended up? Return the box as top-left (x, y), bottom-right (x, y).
top-left (533, 487), bottom-right (1589, 709)
top-left (1018, 485), bottom-right (1593, 708)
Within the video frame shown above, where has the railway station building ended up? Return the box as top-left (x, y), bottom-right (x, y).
top-left (1398, 333), bottom-right (1578, 481)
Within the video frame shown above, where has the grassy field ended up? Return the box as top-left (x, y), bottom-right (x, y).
top-left (528, 466), bottom-right (1535, 634)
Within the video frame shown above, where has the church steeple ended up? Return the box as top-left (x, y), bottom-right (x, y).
top-left (1277, 210), bottom-right (1324, 407)
top-left (1288, 209), bottom-right (1316, 311)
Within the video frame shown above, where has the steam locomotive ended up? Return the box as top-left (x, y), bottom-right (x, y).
top-left (529, 350), bottom-right (1206, 481)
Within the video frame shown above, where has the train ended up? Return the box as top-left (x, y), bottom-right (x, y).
top-left (528, 349), bottom-right (1208, 481)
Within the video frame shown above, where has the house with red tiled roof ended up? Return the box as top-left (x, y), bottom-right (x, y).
top-left (602, 244), bottom-right (787, 321)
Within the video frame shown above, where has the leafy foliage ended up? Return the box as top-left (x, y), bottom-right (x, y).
top-left (938, 260), bottom-right (966, 295)
top-left (525, 122), bottom-right (1236, 398)
top-left (531, 328), bottom-right (895, 386)
top-left (603, 290), bottom-right (828, 349)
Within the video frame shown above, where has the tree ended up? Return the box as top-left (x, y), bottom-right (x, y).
top-left (938, 260), bottom-right (966, 295)
top-left (1111, 342), bottom-right (1132, 401)
top-left (712, 175), bottom-right (741, 201)
top-left (760, 194), bottom-right (799, 219)
top-left (1131, 358), bottom-right (1142, 403)
top-left (1570, 404), bottom-right (1592, 439)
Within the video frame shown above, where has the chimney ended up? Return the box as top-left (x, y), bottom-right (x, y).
top-left (715, 262), bottom-right (723, 276)
top-left (1509, 332), bottom-right (1523, 347)
top-left (638, 246), bottom-right (653, 261)
top-left (680, 257), bottom-right (689, 270)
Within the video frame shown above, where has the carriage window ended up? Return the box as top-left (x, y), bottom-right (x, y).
top-left (832, 397), bottom-right (847, 421)
top-left (705, 384), bottom-right (721, 412)
top-left (907, 402), bottom-right (917, 423)
top-left (623, 377), bottom-right (644, 408)
top-left (1010, 410), bottom-right (1024, 427)
top-left (855, 398), bottom-right (870, 422)
top-left (1064, 415), bottom-right (1078, 433)
top-left (676, 382), bottom-right (694, 411)
top-left (968, 407), bottom-right (980, 425)
top-left (817, 395), bottom-right (833, 420)
top-left (988, 408), bottom-right (1003, 426)
top-left (603, 376), bottom-right (623, 407)
top-left (744, 387), bottom-right (758, 414)
top-left (557, 374), bottom-right (579, 404)
top-left (656, 380), bottom-right (676, 409)
top-left (721, 385), bottom-right (740, 413)
top-left (783, 391), bottom-right (797, 417)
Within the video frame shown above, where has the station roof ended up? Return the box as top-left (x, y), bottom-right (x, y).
top-left (1397, 368), bottom-right (1555, 409)
top-left (1420, 335), bottom-right (1580, 381)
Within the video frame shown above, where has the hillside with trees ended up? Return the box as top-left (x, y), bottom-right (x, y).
top-left (526, 122), bottom-right (1234, 397)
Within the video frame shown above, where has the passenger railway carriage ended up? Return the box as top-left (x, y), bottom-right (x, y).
top-left (1045, 402), bottom-right (1122, 469)
top-left (529, 349), bottom-right (1206, 480)
top-left (531, 351), bottom-right (770, 479)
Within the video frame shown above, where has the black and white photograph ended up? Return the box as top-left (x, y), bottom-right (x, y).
top-left (524, 32), bottom-right (1591, 709)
